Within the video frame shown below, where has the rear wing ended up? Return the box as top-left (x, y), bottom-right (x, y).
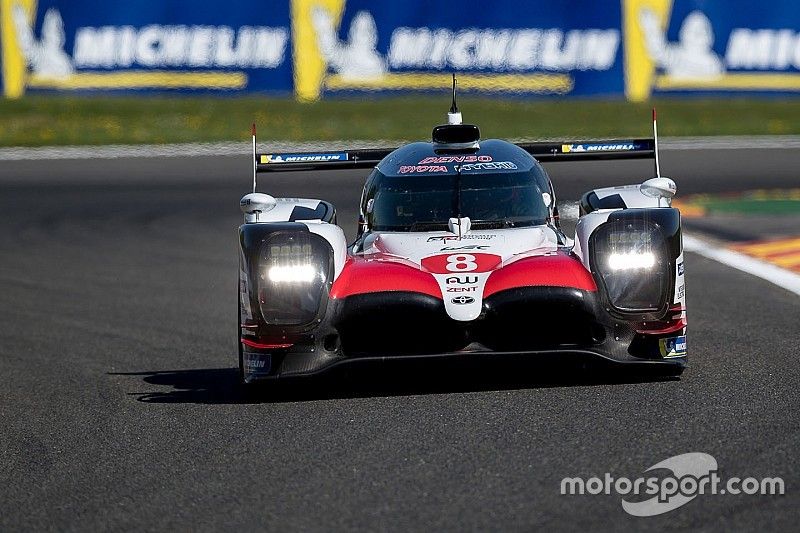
top-left (254, 139), bottom-right (655, 173)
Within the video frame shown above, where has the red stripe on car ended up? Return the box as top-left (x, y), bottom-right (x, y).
top-left (483, 252), bottom-right (597, 297)
top-left (330, 257), bottom-right (442, 299)
top-left (241, 338), bottom-right (293, 349)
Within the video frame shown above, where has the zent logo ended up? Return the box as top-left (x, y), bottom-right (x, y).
top-left (421, 253), bottom-right (501, 274)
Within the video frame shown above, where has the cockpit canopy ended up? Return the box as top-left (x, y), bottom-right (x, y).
top-left (362, 139), bottom-right (552, 232)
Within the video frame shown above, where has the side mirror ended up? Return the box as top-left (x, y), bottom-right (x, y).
top-left (640, 177), bottom-right (677, 206)
top-left (240, 193), bottom-right (276, 223)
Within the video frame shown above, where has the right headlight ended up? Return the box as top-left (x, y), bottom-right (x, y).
top-left (590, 220), bottom-right (670, 314)
top-left (257, 231), bottom-right (333, 326)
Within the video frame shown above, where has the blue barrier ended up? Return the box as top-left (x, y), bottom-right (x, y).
top-left (2, 0), bottom-right (800, 100)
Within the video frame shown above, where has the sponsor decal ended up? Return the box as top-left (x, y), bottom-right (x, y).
top-left (678, 262), bottom-right (685, 275)
top-left (562, 142), bottom-right (636, 153)
top-left (451, 295), bottom-right (475, 305)
top-left (421, 252), bottom-right (502, 274)
top-left (427, 234), bottom-right (496, 242)
top-left (440, 245), bottom-right (490, 251)
top-left (6, 1), bottom-right (800, 101)
top-left (447, 286), bottom-right (477, 293)
top-left (445, 275), bottom-right (478, 284)
top-left (239, 274), bottom-right (252, 321)
top-left (419, 155), bottom-right (492, 164)
top-left (1, 1), bottom-right (289, 97)
top-left (261, 152), bottom-right (347, 163)
top-left (676, 283), bottom-right (685, 300)
top-left (398, 164), bottom-right (448, 173)
top-left (659, 335), bottom-right (687, 358)
top-left (244, 354), bottom-right (272, 373)
top-left (623, 0), bottom-right (800, 101)
top-left (458, 161), bottom-right (518, 171)
top-left (293, 1), bottom-right (620, 101)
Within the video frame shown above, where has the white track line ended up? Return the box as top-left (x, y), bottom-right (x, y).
top-left (684, 234), bottom-right (800, 297)
top-left (2, 136), bottom-right (800, 161)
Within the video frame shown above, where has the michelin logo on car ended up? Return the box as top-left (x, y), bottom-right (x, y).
top-left (261, 153), bottom-right (348, 164)
top-left (660, 335), bottom-right (687, 358)
top-left (562, 143), bottom-right (637, 153)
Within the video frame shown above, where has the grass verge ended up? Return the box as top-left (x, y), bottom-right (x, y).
top-left (1, 95), bottom-right (800, 146)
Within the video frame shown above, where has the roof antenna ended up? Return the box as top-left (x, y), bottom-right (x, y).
top-left (447, 73), bottom-right (462, 125)
top-left (251, 123), bottom-right (257, 193)
top-left (641, 108), bottom-right (676, 208)
top-left (652, 108), bottom-right (661, 178)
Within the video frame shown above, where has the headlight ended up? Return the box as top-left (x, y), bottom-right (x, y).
top-left (606, 251), bottom-right (656, 270)
top-left (267, 264), bottom-right (317, 283)
top-left (590, 220), bottom-right (670, 314)
top-left (258, 232), bottom-right (332, 326)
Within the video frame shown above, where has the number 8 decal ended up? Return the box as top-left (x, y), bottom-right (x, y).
top-left (421, 252), bottom-right (502, 274)
top-left (446, 254), bottom-right (478, 272)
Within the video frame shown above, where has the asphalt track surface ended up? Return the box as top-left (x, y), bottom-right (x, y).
top-left (1, 148), bottom-right (798, 531)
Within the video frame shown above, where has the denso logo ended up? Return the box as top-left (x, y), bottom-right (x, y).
top-left (418, 155), bottom-right (492, 164)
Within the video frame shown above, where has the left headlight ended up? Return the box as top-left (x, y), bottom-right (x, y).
top-left (257, 231), bottom-right (333, 326)
top-left (590, 220), bottom-right (670, 314)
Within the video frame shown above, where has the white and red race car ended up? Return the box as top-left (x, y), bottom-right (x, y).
top-left (237, 97), bottom-right (687, 384)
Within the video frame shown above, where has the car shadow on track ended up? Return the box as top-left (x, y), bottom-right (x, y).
top-left (112, 354), bottom-right (681, 404)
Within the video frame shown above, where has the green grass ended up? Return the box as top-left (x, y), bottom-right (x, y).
top-left (2, 96), bottom-right (800, 146)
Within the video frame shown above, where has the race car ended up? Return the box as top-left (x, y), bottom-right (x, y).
top-left (237, 89), bottom-right (687, 384)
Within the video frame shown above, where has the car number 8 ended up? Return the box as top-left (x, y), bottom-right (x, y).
top-left (446, 254), bottom-right (478, 272)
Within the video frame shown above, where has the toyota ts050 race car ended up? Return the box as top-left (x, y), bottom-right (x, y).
top-left (237, 89), bottom-right (687, 384)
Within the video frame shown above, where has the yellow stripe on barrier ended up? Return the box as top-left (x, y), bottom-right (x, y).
top-left (324, 72), bottom-right (574, 94)
top-left (27, 71), bottom-right (248, 90)
top-left (656, 73), bottom-right (800, 91)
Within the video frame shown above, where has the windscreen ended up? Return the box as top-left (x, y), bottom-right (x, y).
top-left (369, 170), bottom-right (549, 231)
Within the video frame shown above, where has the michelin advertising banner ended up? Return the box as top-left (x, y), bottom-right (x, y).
top-left (2, 0), bottom-right (800, 100)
